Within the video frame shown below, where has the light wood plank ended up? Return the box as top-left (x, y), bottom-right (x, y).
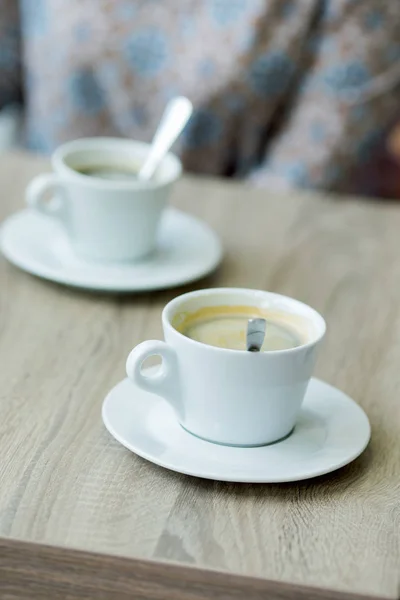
top-left (0, 153), bottom-right (399, 598)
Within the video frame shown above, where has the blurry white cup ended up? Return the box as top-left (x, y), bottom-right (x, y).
top-left (25, 137), bottom-right (182, 262)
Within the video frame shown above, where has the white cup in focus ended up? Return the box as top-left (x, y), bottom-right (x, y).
top-left (126, 288), bottom-right (326, 447)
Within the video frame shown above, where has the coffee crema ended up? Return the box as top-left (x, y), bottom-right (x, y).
top-left (73, 163), bottom-right (139, 181)
top-left (173, 305), bottom-right (308, 351)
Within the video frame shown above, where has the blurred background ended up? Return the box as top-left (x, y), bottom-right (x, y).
top-left (1, 0), bottom-right (399, 198)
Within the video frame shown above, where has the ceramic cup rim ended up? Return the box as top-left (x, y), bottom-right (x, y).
top-left (51, 137), bottom-right (182, 190)
top-left (162, 287), bottom-right (326, 356)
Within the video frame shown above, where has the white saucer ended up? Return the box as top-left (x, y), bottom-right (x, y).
top-left (102, 372), bottom-right (371, 483)
top-left (0, 209), bottom-right (222, 292)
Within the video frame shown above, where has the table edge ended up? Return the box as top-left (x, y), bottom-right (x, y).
top-left (0, 537), bottom-right (390, 600)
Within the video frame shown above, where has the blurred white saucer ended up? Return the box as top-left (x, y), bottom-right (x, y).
top-left (0, 208), bottom-right (222, 292)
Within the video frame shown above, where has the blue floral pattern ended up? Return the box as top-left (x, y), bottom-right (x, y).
top-left (20, 0), bottom-right (47, 36)
top-left (283, 162), bottom-right (310, 186)
top-left (198, 58), bottom-right (216, 79)
top-left (309, 122), bottom-right (326, 143)
top-left (279, 1), bottom-right (297, 19)
top-left (209, 0), bottom-right (248, 27)
top-left (364, 8), bottom-right (384, 31)
top-left (125, 28), bottom-right (168, 78)
top-left (74, 23), bottom-right (92, 43)
top-left (0, 0), bottom-right (398, 195)
top-left (183, 109), bottom-right (222, 149)
top-left (323, 61), bottom-right (371, 95)
top-left (249, 51), bottom-right (295, 97)
top-left (69, 69), bottom-right (105, 115)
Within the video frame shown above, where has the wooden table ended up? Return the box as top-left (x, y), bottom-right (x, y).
top-left (0, 153), bottom-right (399, 600)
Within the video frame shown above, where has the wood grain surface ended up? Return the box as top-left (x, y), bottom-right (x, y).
top-left (0, 153), bottom-right (399, 598)
top-left (0, 538), bottom-right (390, 600)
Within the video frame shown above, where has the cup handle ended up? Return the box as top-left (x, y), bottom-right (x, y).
top-left (126, 340), bottom-right (182, 418)
top-left (26, 173), bottom-right (66, 222)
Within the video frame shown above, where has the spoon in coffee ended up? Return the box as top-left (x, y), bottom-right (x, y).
top-left (246, 318), bottom-right (266, 352)
top-left (137, 96), bottom-right (193, 182)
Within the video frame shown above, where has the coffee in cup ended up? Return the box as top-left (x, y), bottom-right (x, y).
top-left (73, 163), bottom-right (140, 181)
top-left (126, 288), bottom-right (326, 447)
top-left (174, 305), bottom-right (307, 351)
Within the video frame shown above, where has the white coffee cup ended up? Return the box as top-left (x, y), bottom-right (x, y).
top-left (25, 138), bottom-right (182, 262)
top-left (126, 288), bottom-right (326, 447)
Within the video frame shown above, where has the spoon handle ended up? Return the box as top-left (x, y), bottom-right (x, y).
top-left (137, 96), bottom-right (193, 181)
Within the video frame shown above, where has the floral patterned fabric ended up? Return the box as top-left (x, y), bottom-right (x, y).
top-left (1, 0), bottom-right (400, 192)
